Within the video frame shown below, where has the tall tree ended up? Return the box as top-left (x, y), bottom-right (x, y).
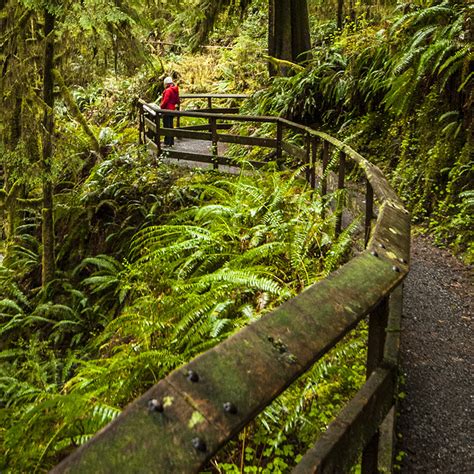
top-left (337, 0), bottom-right (343, 29)
top-left (41, 6), bottom-right (56, 285)
top-left (192, 0), bottom-right (311, 76)
top-left (268, 0), bottom-right (311, 76)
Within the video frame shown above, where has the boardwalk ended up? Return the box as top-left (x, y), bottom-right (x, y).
top-left (161, 138), bottom-right (241, 173)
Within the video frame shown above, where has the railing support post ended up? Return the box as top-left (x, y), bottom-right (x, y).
top-left (138, 106), bottom-right (144, 145)
top-left (210, 116), bottom-right (218, 169)
top-left (155, 112), bottom-right (162, 156)
top-left (362, 296), bottom-right (389, 473)
top-left (365, 179), bottom-right (374, 248)
top-left (321, 141), bottom-right (329, 218)
top-left (276, 121), bottom-right (283, 168)
top-left (305, 133), bottom-right (311, 184)
top-left (335, 151), bottom-right (345, 237)
top-left (311, 137), bottom-right (317, 190)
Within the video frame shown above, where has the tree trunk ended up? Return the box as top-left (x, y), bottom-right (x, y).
top-left (41, 8), bottom-right (56, 286)
top-left (337, 0), bottom-right (344, 30)
top-left (3, 92), bottom-right (22, 240)
top-left (268, 0), bottom-right (311, 76)
top-left (291, 0), bottom-right (311, 61)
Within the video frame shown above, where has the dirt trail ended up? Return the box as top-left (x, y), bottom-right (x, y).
top-left (398, 234), bottom-right (473, 472)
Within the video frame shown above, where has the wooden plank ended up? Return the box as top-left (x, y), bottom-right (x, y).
top-left (335, 152), bottom-right (346, 237)
top-left (292, 368), bottom-right (395, 474)
top-left (279, 117), bottom-right (307, 134)
top-left (378, 406), bottom-right (396, 473)
top-left (178, 124), bottom-right (233, 132)
top-left (146, 105), bottom-right (277, 123)
top-left (217, 134), bottom-right (277, 148)
top-left (160, 128), bottom-right (211, 140)
top-left (52, 250), bottom-right (406, 474)
top-left (365, 180), bottom-right (374, 248)
top-left (384, 285), bottom-right (403, 368)
top-left (179, 124), bottom-right (211, 131)
top-left (164, 149), bottom-right (215, 164)
top-left (189, 108), bottom-right (240, 114)
top-left (145, 137), bottom-right (158, 151)
top-left (142, 104), bottom-right (157, 116)
top-left (282, 141), bottom-right (307, 160)
top-left (367, 202), bottom-right (411, 266)
top-left (180, 94), bottom-right (248, 99)
top-left (144, 117), bottom-right (156, 133)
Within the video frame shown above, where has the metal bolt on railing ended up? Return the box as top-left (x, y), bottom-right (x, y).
top-left (187, 370), bottom-right (199, 382)
top-left (148, 399), bottom-right (163, 413)
top-left (191, 437), bottom-right (207, 452)
top-left (223, 402), bottom-right (237, 414)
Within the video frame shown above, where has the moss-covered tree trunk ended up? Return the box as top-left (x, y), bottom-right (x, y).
top-left (41, 8), bottom-right (56, 286)
top-left (268, 0), bottom-right (311, 76)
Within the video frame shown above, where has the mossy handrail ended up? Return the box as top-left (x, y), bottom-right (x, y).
top-left (53, 94), bottom-right (410, 473)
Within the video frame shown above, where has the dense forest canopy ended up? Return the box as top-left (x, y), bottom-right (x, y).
top-left (0, 0), bottom-right (472, 471)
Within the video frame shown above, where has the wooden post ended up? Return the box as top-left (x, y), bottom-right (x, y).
top-left (365, 179), bottom-right (374, 248)
top-left (321, 141), bottom-right (329, 196)
top-left (362, 296), bottom-right (389, 473)
top-left (138, 106), bottom-right (144, 145)
top-left (305, 133), bottom-right (311, 183)
top-left (276, 120), bottom-right (283, 167)
top-left (321, 141), bottom-right (329, 218)
top-left (335, 151), bottom-right (345, 237)
top-left (155, 112), bottom-right (161, 156)
top-left (311, 137), bottom-right (317, 190)
top-left (210, 116), bottom-right (218, 169)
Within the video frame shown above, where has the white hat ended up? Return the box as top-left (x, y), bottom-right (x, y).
top-left (164, 76), bottom-right (173, 85)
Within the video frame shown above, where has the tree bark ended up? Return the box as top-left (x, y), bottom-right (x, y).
top-left (41, 8), bottom-right (56, 286)
top-left (268, 0), bottom-right (311, 76)
top-left (337, 0), bottom-right (344, 30)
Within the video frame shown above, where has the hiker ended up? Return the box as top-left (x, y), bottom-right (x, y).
top-left (160, 76), bottom-right (180, 146)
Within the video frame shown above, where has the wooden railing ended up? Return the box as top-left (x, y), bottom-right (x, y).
top-left (53, 95), bottom-right (410, 473)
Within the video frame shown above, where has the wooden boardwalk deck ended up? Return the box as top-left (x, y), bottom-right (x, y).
top-left (161, 138), bottom-right (240, 173)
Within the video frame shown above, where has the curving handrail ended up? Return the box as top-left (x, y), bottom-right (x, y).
top-left (53, 95), bottom-right (410, 473)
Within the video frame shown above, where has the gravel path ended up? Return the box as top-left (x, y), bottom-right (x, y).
top-left (398, 234), bottom-right (473, 472)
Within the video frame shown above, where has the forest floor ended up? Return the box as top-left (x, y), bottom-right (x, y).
top-left (398, 233), bottom-right (473, 472)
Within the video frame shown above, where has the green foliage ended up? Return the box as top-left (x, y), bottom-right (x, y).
top-left (0, 145), bottom-right (359, 470)
top-left (245, 1), bottom-right (472, 258)
top-left (5, 1), bottom-right (472, 470)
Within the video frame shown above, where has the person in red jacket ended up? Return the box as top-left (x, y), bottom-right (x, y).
top-left (160, 76), bottom-right (180, 146)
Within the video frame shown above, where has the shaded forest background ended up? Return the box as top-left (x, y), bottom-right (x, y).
top-left (0, 0), bottom-right (472, 471)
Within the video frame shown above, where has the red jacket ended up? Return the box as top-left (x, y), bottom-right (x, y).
top-left (160, 85), bottom-right (180, 110)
